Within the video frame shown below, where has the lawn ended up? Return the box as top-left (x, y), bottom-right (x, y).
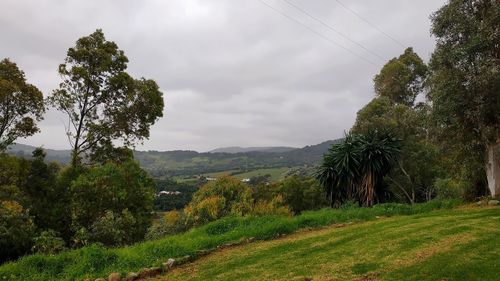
top-left (155, 207), bottom-right (500, 281)
top-left (0, 200), bottom-right (494, 281)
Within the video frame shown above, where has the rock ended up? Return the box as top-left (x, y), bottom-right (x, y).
top-left (95, 278), bottom-right (106, 281)
top-left (246, 237), bottom-right (255, 243)
top-left (164, 258), bottom-right (176, 269)
top-left (177, 255), bottom-right (192, 265)
top-left (125, 272), bottom-right (138, 281)
top-left (149, 267), bottom-right (162, 277)
top-left (107, 273), bottom-right (120, 281)
top-left (138, 268), bottom-right (152, 279)
top-left (476, 201), bottom-right (484, 206)
top-left (488, 200), bottom-right (499, 206)
top-left (108, 273), bottom-right (120, 281)
top-left (304, 277), bottom-right (313, 281)
top-left (196, 249), bottom-right (210, 257)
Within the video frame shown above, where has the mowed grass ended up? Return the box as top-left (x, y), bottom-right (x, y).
top-left (0, 200), bottom-right (485, 281)
top-left (155, 207), bottom-right (500, 281)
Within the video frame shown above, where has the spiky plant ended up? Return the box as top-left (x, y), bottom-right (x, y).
top-left (358, 131), bottom-right (402, 206)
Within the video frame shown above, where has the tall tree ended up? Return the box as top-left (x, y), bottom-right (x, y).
top-left (429, 0), bottom-right (500, 196)
top-left (49, 29), bottom-right (164, 165)
top-left (0, 59), bottom-right (44, 151)
top-left (373, 47), bottom-right (427, 106)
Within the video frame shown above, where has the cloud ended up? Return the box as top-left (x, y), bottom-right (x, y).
top-left (0, 0), bottom-right (446, 151)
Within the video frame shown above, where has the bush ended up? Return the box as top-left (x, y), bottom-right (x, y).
top-left (89, 210), bottom-right (137, 246)
top-left (434, 178), bottom-right (462, 200)
top-left (0, 200), bottom-right (35, 262)
top-left (70, 160), bottom-right (155, 246)
top-left (146, 211), bottom-right (188, 240)
top-left (185, 176), bottom-right (253, 225)
top-left (32, 230), bottom-right (66, 255)
top-left (250, 195), bottom-right (291, 217)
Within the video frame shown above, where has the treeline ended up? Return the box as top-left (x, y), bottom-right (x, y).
top-left (0, 29), bottom-right (165, 263)
top-left (316, 0), bottom-right (499, 207)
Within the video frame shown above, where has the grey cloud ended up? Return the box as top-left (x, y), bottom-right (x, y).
top-left (0, 0), bottom-right (446, 151)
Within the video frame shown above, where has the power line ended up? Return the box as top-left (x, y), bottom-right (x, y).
top-left (282, 0), bottom-right (386, 62)
top-left (257, 0), bottom-right (379, 67)
top-left (334, 0), bottom-right (406, 48)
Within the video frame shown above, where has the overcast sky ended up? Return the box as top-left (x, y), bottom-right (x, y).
top-left (1, 0), bottom-right (446, 152)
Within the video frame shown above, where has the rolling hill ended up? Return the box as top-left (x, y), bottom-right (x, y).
top-left (208, 146), bottom-right (297, 154)
top-left (7, 140), bottom-right (340, 178)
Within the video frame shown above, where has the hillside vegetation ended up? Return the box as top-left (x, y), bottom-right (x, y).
top-left (0, 201), bottom-right (468, 281)
top-left (7, 140), bottom-right (338, 178)
top-left (156, 206), bottom-right (500, 281)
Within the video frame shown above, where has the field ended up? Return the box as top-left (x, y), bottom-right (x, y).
top-left (230, 167), bottom-right (291, 181)
top-left (156, 206), bottom-right (500, 281)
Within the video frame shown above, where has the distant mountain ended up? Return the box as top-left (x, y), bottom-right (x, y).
top-left (208, 146), bottom-right (297, 154)
top-left (7, 143), bottom-right (72, 163)
top-left (6, 139), bottom-right (342, 178)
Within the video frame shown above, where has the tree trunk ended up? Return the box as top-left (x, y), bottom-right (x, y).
top-left (485, 139), bottom-right (500, 197)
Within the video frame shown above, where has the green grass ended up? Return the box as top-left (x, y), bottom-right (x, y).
top-left (157, 206), bottom-right (500, 281)
top-left (0, 200), bottom-right (472, 281)
top-left (230, 167), bottom-right (291, 182)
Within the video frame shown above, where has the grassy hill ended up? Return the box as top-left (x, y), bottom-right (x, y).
top-left (7, 140), bottom-right (339, 178)
top-left (155, 206), bottom-right (500, 281)
top-left (1, 201), bottom-right (497, 281)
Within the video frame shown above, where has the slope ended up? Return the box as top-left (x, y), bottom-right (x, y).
top-left (155, 207), bottom-right (499, 281)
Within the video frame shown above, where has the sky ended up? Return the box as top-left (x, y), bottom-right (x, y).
top-left (0, 0), bottom-right (446, 152)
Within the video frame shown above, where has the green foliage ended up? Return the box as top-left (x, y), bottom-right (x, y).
top-left (0, 200), bottom-right (463, 281)
top-left (317, 131), bottom-right (402, 207)
top-left (49, 29), bottom-right (164, 165)
top-left (185, 176), bottom-right (253, 225)
top-left (373, 47), bottom-right (427, 106)
top-left (22, 149), bottom-right (61, 232)
top-left (429, 0), bottom-right (499, 195)
top-left (70, 160), bottom-right (155, 246)
top-left (154, 179), bottom-right (199, 211)
top-left (0, 58), bottom-right (44, 151)
top-left (89, 210), bottom-right (137, 247)
top-left (32, 230), bottom-right (66, 255)
top-left (434, 178), bottom-right (462, 200)
top-left (0, 200), bottom-right (35, 262)
top-left (254, 176), bottom-right (327, 214)
top-left (429, 0), bottom-right (499, 147)
top-left (146, 211), bottom-right (189, 240)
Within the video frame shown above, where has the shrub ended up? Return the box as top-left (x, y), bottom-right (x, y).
top-left (32, 230), bottom-right (66, 255)
top-left (185, 176), bottom-right (252, 225)
top-left (250, 195), bottom-right (291, 217)
top-left (0, 200), bottom-right (35, 262)
top-left (434, 178), bottom-right (462, 200)
top-left (70, 160), bottom-right (155, 246)
top-left (146, 211), bottom-right (188, 240)
top-left (89, 210), bottom-right (137, 246)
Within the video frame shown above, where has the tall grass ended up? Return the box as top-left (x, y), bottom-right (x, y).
top-left (0, 200), bottom-right (461, 281)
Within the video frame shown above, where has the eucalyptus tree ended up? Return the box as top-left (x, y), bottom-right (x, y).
top-left (50, 29), bottom-right (164, 165)
top-left (373, 47), bottom-right (427, 107)
top-left (429, 0), bottom-right (500, 196)
top-left (0, 58), bottom-right (44, 151)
